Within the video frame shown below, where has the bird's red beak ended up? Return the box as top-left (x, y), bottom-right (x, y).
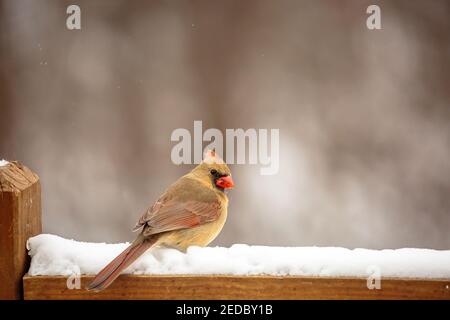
top-left (216, 175), bottom-right (234, 189)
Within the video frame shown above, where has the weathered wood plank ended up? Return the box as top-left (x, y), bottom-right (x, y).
top-left (23, 275), bottom-right (450, 300)
top-left (0, 162), bottom-right (42, 300)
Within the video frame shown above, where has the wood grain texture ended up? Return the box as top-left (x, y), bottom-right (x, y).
top-left (0, 162), bottom-right (42, 300)
top-left (23, 275), bottom-right (450, 300)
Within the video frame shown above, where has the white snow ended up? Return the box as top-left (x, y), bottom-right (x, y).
top-left (0, 159), bottom-right (9, 167)
top-left (27, 234), bottom-right (450, 279)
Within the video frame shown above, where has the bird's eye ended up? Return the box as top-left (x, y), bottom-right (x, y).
top-left (210, 169), bottom-right (217, 176)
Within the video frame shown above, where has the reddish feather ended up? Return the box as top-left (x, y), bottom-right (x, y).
top-left (86, 236), bottom-right (157, 291)
top-left (141, 200), bottom-right (221, 236)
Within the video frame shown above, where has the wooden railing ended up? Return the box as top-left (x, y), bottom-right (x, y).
top-left (1, 161), bottom-right (449, 300)
top-left (22, 275), bottom-right (450, 300)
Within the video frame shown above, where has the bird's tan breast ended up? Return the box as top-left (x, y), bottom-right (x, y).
top-left (158, 205), bottom-right (228, 251)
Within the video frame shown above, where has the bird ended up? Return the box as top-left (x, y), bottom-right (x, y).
top-left (87, 149), bottom-right (234, 291)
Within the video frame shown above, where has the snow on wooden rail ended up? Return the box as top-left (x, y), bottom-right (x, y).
top-left (1, 160), bottom-right (449, 300)
top-left (23, 234), bottom-right (450, 300)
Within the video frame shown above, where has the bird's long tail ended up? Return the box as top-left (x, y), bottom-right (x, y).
top-left (87, 235), bottom-right (157, 291)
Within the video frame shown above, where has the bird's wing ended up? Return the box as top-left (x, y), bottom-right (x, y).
top-left (132, 198), bottom-right (165, 232)
top-left (133, 177), bottom-right (222, 236)
top-left (141, 199), bottom-right (221, 236)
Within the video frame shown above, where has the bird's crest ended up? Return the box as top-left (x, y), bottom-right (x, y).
top-left (203, 148), bottom-right (225, 164)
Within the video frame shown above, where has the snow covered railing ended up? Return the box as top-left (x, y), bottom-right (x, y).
top-left (1, 161), bottom-right (449, 300)
top-left (23, 234), bottom-right (450, 300)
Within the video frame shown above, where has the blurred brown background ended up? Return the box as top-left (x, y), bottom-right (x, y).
top-left (1, 0), bottom-right (449, 249)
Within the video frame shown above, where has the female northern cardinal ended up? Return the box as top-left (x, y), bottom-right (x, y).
top-left (87, 150), bottom-right (234, 291)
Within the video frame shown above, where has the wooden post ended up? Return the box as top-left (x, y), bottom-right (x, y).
top-left (0, 161), bottom-right (42, 300)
